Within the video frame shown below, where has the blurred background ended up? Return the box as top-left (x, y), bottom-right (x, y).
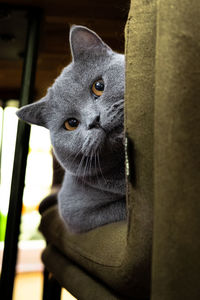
top-left (0, 0), bottom-right (129, 299)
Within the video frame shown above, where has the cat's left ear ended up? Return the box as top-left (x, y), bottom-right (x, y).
top-left (16, 97), bottom-right (48, 128)
top-left (70, 25), bottom-right (112, 61)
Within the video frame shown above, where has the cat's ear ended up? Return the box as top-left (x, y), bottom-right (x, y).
top-left (70, 25), bottom-right (112, 61)
top-left (16, 97), bottom-right (48, 128)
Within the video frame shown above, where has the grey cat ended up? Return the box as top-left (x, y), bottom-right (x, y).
top-left (17, 25), bottom-right (126, 233)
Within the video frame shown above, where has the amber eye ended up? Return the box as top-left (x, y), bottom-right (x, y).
top-left (64, 118), bottom-right (79, 131)
top-left (91, 79), bottom-right (104, 98)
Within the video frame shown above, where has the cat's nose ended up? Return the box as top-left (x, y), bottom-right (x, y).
top-left (88, 114), bottom-right (100, 129)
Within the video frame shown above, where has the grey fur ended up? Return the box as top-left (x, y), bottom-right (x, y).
top-left (17, 25), bottom-right (126, 233)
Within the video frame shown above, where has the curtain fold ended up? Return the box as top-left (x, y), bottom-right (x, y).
top-left (124, 0), bottom-right (156, 295)
top-left (125, 0), bottom-right (156, 257)
top-left (152, 0), bottom-right (200, 299)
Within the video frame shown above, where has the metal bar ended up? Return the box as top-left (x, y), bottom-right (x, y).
top-left (42, 268), bottom-right (50, 300)
top-left (48, 276), bottom-right (62, 300)
top-left (42, 269), bottom-right (61, 300)
top-left (0, 8), bottom-right (41, 300)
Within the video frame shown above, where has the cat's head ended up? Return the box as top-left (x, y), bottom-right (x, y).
top-left (17, 25), bottom-right (125, 177)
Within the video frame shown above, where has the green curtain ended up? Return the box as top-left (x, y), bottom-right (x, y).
top-left (151, 0), bottom-right (200, 299)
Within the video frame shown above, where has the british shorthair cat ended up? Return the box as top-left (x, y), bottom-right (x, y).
top-left (17, 25), bottom-right (126, 233)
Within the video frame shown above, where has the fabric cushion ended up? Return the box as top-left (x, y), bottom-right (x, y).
top-left (42, 245), bottom-right (122, 300)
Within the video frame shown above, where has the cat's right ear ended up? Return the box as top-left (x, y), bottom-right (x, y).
top-left (70, 25), bottom-right (112, 61)
top-left (16, 97), bottom-right (48, 128)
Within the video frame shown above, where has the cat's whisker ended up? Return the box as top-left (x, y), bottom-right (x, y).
top-left (95, 151), bottom-right (102, 185)
top-left (95, 150), bottom-right (107, 195)
top-left (89, 148), bottom-right (94, 177)
top-left (75, 152), bottom-right (85, 178)
top-left (83, 155), bottom-right (89, 182)
top-left (61, 147), bottom-right (85, 176)
top-left (74, 154), bottom-right (87, 190)
top-left (97, 151), bottom-right (107, 184)
top-left (69, 148), bottom-right (83, 170)
top-left (88, 148), bottom-right (93, 176)
top-left (94, 150), bottom-right (98, 179)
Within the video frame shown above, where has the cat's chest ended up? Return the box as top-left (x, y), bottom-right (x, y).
top-left (59, 172), bottom-right (121, 206)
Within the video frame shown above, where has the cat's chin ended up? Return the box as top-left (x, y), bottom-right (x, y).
top-left (65, 150), bottom-right (123, 178)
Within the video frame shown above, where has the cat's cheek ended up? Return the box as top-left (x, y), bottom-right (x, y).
top-left (49, 138), bottom-right (67, 170)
